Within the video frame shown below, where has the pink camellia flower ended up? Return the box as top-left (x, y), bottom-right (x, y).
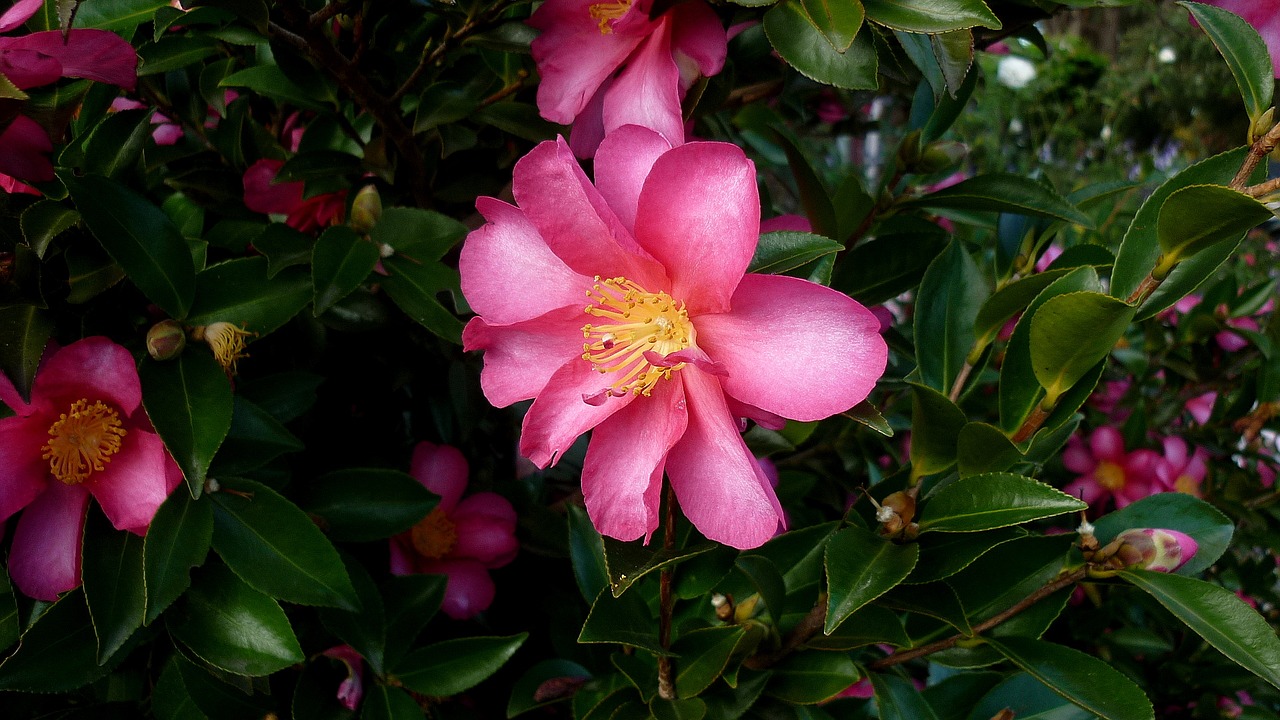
top-left (321, 645), bottom-right (365, 711)
top-left (0, 171), bottom-right (40, 196)
top-left (389, 442), bottom-right (518, 620)
top-left (1199, 1), bottom-right (1280, 76)
top-left (528, 0), bottom-right (727, 158)
top-left (459, 127), bottom-right (888, 549)
top-left (0, 0), bottom-right (138, 181)
top-left (1063, 427), bottom-right (1160, 509)
top-left (1185, 391), bottom-right (1216, 425)
top-left (1088, 378), bottom-right (1132, 424)
top-left (242, 158), bottom-right (347, 234)
top-left (1155, 436), bottom-right (1208, 497)
top-left (0, 337), bottom-right (182, 600)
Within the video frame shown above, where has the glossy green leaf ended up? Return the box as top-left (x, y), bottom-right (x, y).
top-left (914, 239), bottom-right (989, 393)
top-left (973, 270), bottom-right (1071, 345)
top-left (73, 0), bottom-right (168, 30)
top-left (650, 697), bottom-right (706, 720)
top-left (806, 603), bottom-right (909, 650)
top-left (371, 207), bottom-right (468, 263)
top-left (754, 521), bottom-right (840, 604)
top-left (169, 649), bottom-right (275, 718)
top-left (0, 304), bottom-right (52, 404)
top-left (986, 637), bottom-right (1154, 720)
top-left (381, 255), bottom-right (464, 343)
top-left (139, 35), bottom-right (220, 75)
top-left (0, 570), bottom-right (17, 654)
top-left (612, 648), bottom-right (659, 702)
top-left (1092, 492), bottom-right (1233, 576)
top-left (394, 633), bottom-right (527, 696)
top-left (844, 399), bottom-right (895, 437)
top-left (253, 223), bottom-right (312, 278)
top-left (870, 672), bottom-right (941, 720)
top-left (0, 592), bottom-right (116, 691)
top-left (764, 1), bottom-right (878, 90)
top-left (209, 396), bottom-right (304, 474)
top-left (312, 226), bottom-right (379, 316)
top-left (906, 527), bottom-right (1024, 584)
top-left (568, 504), bottom-right (610, 603)
top-left (1029, 291), bottom-right (1134, 404)
top-left (221, 64), bottom-right (328, 110)
top-left (362, 685), bottom-right (424, 720)
top-left (185, 258), bottom-right (312, 336)
top-left (905, 174), bottom-right (1092, 227)
top-left (579, 588), bottom-right (666, 655)
top-left (603, 537), bottom-right (718, 597)
top-left (382, 574), bottom-right (446, 669)
top-left (65, 174), bottom-right (195, 318)
top-left (735, 554), bottom-right (788, 619)
top-left (878, 581), bottom-right (972, 634)
top-left (919, 473), bottom-right (1086, 533)
top-left (863, 0), bottom-right (999, 32)
top-left (956, 422), bottom-right (1023, 476)
top-left (749, 231), bottom-right (844, 275)
top-left (140, 352), bottom-right (233, 497)
top-left (318, 557), bottom-right (387, 675)
top-left (930, 589), bottom-right (1070, 669)
top-left (144, 488), bottom-right (213, 624)
top-left (824, 525), bottom-right (919, 633)
top-left (946, 534), bottom-right (1075, 622)
top-left (909, 383), bottom-right (968, 477)
top-left (151, 655), bottom-right (208, 720)
top-left (799, 0), bottom-right (863, 52)
top-left (1156, 184), bottom-right (1271, 266)
top-left (210, 477), bottom-right (358, 610)
top-left (1137, 233), bottom-right (1242, 320)
top-left (967, 672), bottom-right (1096, 720)
top-left (1181, 1), bottom-right (1274, 124)
top-left (81, 108), bottom-right (151, 178)
top-left (508, 659), bottom-right (593, 716)
top-left (300, 468), bottom-right (436, 542)
top-left (82, 512), bottom-right (145, 662)
top-left (672, 626), bottom-right (748, 697)
top-left (765, 650), bottom-right (859, 704)
top-left (838, 220), bottom-right (949, 305)
top-left (1121, 569), bottom-right (1280, 690)
top-left (20, 200), bottom-right (79, 258)
top-left (167, 562), bottom-right (304, 676)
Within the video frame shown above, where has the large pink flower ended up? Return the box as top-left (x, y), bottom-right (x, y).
top-left (389, 442), bottom-right (519, 620)
top-left (1063, 427), bottom-right (1159, 509)
top-left (0, 337), bottom-right (182, 600)
top-left (1200, 1), bottom-right (1280, 76)
top-left (459, 127), bottom-right (888, 549)
top-left (0, 0), bottom-right (138, 181)
top-left (1155, 436), bottom-right (1208, 497)
top-left (242, 158), bottom-right (347, 234)
top-left (528, 0), bottom-right (726, 157)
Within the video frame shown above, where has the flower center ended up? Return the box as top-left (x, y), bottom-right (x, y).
top-left (581, 276), bottom-right (694, 400)
top-left (1094, 461), bottom-right (1126, 491)
top-left (411, 507), bottom-right (457, 559)
top-left (42, 399), bottom-right (128, 485)
top-left (1174, 474), bottom-right (1200, 496)
top-left (588, 0), bottom-right (631, 33)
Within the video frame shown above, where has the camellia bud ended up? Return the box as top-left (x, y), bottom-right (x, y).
top-left (349, 184), bottom-right (382, 234)
top-left (146, 319), bottom-right (186, 361)
top-left (1095, 528), bottom-right (1199, 573)
top-left (916, 141), bottom-right (967, 175)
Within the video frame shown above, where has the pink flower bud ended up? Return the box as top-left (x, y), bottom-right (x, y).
top-left (1108, 528), bottom-right (1199, 572)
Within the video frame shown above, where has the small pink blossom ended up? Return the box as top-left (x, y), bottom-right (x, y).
top-left (528, 0), bottom-right (727, 158)
top-left (459, 127), bottom-right (887, 549)
top-left (321, 645), bottom-right (365, 711)
top-left (1184, 391), bottom-right (1216, 425)
top-left (1063, 427), bottom-right (1160, 509)
top-left (389, 442), bottom-right (519, 620)
top-left (1088, 378), bottom-right (1132, 423)
top-left (1154, 436), bottom-right (1208, 497)
top-left (242, 159), bottom-right (347, 234)
top-left (1198, 1), bottom-right (1280, 76)
top-left (0, 337), bottom-right (182, 600)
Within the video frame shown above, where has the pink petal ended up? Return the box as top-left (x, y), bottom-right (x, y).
top-left (459, 198), bottom-right (592, 326)
top-left (528, 0), bottom-right (646, 123)
top-left (669, 0), bottom-right (728, 80)
top-left (0, 413), bottom-right (53, 522)
top-left (518, 357), bottom-right (636, 468)
top-left (0, 172), bottom-right (41, 195)
top-left (665, 368), bottom-right (783, 549)
top-left (463, 307), bottom-right (589, 408)
top-left (0, 114), bottom-right (54, 182)
top-left (511, 138), bottom-right (663, 285)
top-left (759, 214), bottom-right (812, 233)
top-left (1063, 477), bottom-right (1101, 506)
top-left (1088, 426), bottom-right (1125, 461)
top-left (452, 514), bottom-right (519, 567)
top-left (0, 359), bottom-right (35, 416)
top-left (567, 78), bottom-right (609, 159)
top-left (1062, 436), bottom-right (1094, 473)
top-left (9, 481), bottom-right (89, 600)
top-left (421, 559), bottom-right (496, 620)
top-left (1, 29), bottom-right (137, 90)
top-left (0, 0), bottom-right (42, 33)
top-left (725, 396), bottom-right (786, 431)
top-left (1160, 436), bottom-right (1188, 467)
top-left (601, 22), bottom-right (685, 149)
top-left (582, 379), bottom-right (686, 543)
top-left (410, 442), bottom-right (468, 511)
top-left (695, 274), bottom-right (887, 421)
top-left (594, 124), bottom-right (671, 235)
top-left (242, 158), bottom-right (304, 216)
top-left (151, 122), bottom-right (184, 146)
top-left (0, 47), bottom-right (63, 89)
top-left (86, 429), bottom-right (176, 533)
top-left (632, 141), bottom-right (758, 315)
top-left (32, 337), bottom-right (142, 416)
top-left (388, 534), bottom-right (415, 575)
top-left (454, 492), bottom-right (518, 525)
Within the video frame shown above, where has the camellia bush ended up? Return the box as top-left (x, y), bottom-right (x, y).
top-left (5, 0), bottom-right (1280, 717)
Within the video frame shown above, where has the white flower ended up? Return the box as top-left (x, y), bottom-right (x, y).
top-left (1158, 47), bottom-right (1177, 64)
top-left (997, 56), bottom-right (1037, 89)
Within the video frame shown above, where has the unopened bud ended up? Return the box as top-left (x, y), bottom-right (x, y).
top-left (1252, 107), bottom-right (1275, 145)
top-left (349, 184), bottom-right (382, 234)
top-left (146, 319), bottom-right (186, 361)
top-left (711, 593), bottom-right (734, 622)
top-left (917, 141), bottom-right (967, 174)
top-left (1096, 528), bottom-right (1198, 573)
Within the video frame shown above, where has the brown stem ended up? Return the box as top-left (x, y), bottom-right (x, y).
top-left (1124, 272), bottom-right (1161, 306)
top-left (657, 483), bottom-right (676, 700)
top-left (1010, 403), bottom-right (1050, 444)
top-left (480, 71), bottom-right (530, 108)
top-left (389, 1), bottom-right (515, 104)
top-left (868, 568), bottom-right (1086, 671)
top-left (743, 595), bottom-right (828, 670)
top-left (1244, 176), bottom-right (1280, 199)
top-left (309, 0), bottom-right (350, 28)
top-left (948, 361), bottom-right (974, 403)
top-left (1230, 121), bottom-right (1280, 190)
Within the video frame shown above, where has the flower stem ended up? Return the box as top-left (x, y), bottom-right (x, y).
top-left (1230, 121), bottom-right (1280, 191)
top-left (657, 482), bottom-right (676, 700)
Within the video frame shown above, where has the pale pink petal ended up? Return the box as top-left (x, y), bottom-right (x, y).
top-left (582, 379), bottom-right (686, 543)
top-left (243, 158), bottom-right (304, 215)
top-left (696, 274), bottom-right (886, 421)
top-left (459, 198), bottom-right (591, 326)
top-left (9, 481), bottom-right (89, 600)
top-left (1161, 436), bottom-right (1188, 467)
top-left (518, 358), bottom-right (636, 468)
top-left (602, 23), bottom-right (685, 149)
top-left (665, 368), bottom-right (783, 549)
top-left (421, 559), bottom-right (496, 619)
top-left (462, 307), bottom-right (587, 408)
top-left (0, 114), bottom-right (53, 182)
top-left (0, 414), bottom-right (52, 521)
top-left (528, 0), bottom-right (646, 123)
top-left (724, 396), bottom-right (786, 431)
top-left (151, 122), bottom-right (183, 146)
top-left (410, 442), bottom-right (468, 511)
top-left (669, 0), bottom-right (728, 79)
top-left (633, 141), bottom-right (759, 315)
top-left (593, 125), bottom-right (671, 235)
top-left (32, 337), bottom-right (142, 415)
top-left (1089, 426), bottom-right (1125, 462)
top-left (0, 0), bottom-right (42, 33)
top-left (0, 47), bottom-right (62, 88)
top-left (85, 429), bottom-right (175, 533)
top-left (1062, 437), bottom-right (1094, 474)
top-left (1, 30), bottom-right (137, 89)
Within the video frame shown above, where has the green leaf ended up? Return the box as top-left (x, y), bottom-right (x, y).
top-left (956, 422), bottom-right (1023, 476)
top-left (0, 570), bottom-right (17, 653)
top-left (210, 477), bottom-right (359, 610)
top-left (673, 625), bottom-right (748, 697)
top-left (753, 521), bottom-right (840, 607)
top-left (749, 231), bottom-right (844, 275)
top-left (985, 637), bottom-right (1154, 720)
top-left (209, 396), bottom-right (305, 474)
top-left (382, 574), bottom-right (446, 669)
top-left (144, 488), bottom-right (213, 625)
top-left (72, 0), bottom-right (168, 30)
top-left (167, 562), bottom-right (304, 676)
top-left (764, 1), bottom-right (879, 90)
top-left (65, 174), bottom-right (196, 318)
top-left (312, 226), bottom-right (379, 315)
top-left (1138, 232), bottom-right (1241, 321)
top-left (805, 603), bottom-right (909, 650)
top-left (878, 581), bottom-right (972, 634)
top-left (835, 218), bottom-right (949, 305)
top-left (318, 557), bottom-right (387, 674)
top-left (969, 672), bottom-right (1097, 720)
top-left (909, 383), bottom-right (968, 477)
top-left (765, 650), bottom-right (859, 704)
top-left (1121, 569), bottom-right (1280, 690)
top-left (299, 468), bottom-right (436, 542)
top-left (824, 525), bottom-right (919, 633)
top-left (870, 672), bottom-right (941, 720)
top-left (863, 0), bottom-right (1000, 32)
top-left (82, 512), bottom-right (146, 663)
top-left (735, 554), bottom-right (788, 619)
top-left (394, 634), bottom-right (527, 695)
top-left (138, 35), bottom-right (220, 75)
top-left (20, 200), bottom-right (79, 258)
top-left (569, 504), bottom-right (610, 603)
top-left (1156, 184), bottom-right (1271, 266)
top-left (1093, 492), bottom-right (1232, 576)
top-left (914, 239), bottom-right (989, 393)
top-left (906, 174), bottom-right (1092, 227)
top-left (185, 258), bottom-right (312, 336)
top-left (509, 659), bottom-right (593, 716)
top-left (169, 650), bottom-right (275, 717)
top-left (140, 352), bottom-right (233, 498)
top-left (604, 537), bottom-right (718, 597)
top-left (844, 399), bottom-right (895, 437)
top-left (650, 697), bottom-right (707, 720)
top-left (151, 655), bottom-right (209, 720)
top-left (414, 81), bottom-right (483, 133)
top-left (579, 588), bottom-right (666, 655)
top-left (0, 305), bottom-right (52, 404)
top-left (1029, 291), bottom-right (1134, 404)
top-left (800, 0), bottom-right (864, 53)
top-left (0, 592), bottom-right (116, 691)
top-left (221, 64), bottom-right (328, 110)
top-left (381, 255), bottom-right (464, 343)
top-left (906, 527), bottom-right (1024, 583)
top-left (361, 686), bottom-right (424, 720)
top-left (371, 207), bottom-right (468, 262)
top-left (918, 473), bottom-right (1086, 533)
top-left (973, 270), bottom-right (1072, 345)
top-left (277, 150), bottom-right (362, 182)
top-left (946, 534), bottom-right (1075, 622)
top-left (1180, 1), bottom-right (1274, 125)
top-left (253, 224), bottom-right (312, 278)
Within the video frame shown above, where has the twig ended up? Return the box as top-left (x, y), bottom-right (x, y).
top-left (1124, 272), bottom-right (1161, 306)
top-left (1244, 176), bottom-right (1280, 199)
top-left (309, 0), bottom-right (350, 28)
top-left (1230, 121), bottom-right (1280, 190)
top-left (743, 596), bottom-right (828, 670)
top-left (657, 483), bottom-right (676, 700)
top-left (1010, 403), bottom-right (1050, 444)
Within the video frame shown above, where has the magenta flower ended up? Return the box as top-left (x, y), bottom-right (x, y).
top-left (1101, 528), bottom-right (1199, 573)
top-left (242, 158), bottom-right (347, 234)
top-left (459, 127), bottom-right (888, 549)
top-left (389, 442), bottom-right (518, 620)
top-left (528, 0), bottom-right (726, 157)
top-left (1063, 427), bottom-right (1160, 509)
top-left (0, 337), bottom-right (182, 600)
top-left (321, 645), bottom-right (365, 711)
top-left (0, 0), bottom-right (138, 181)
top-left (1200, 1), bottom-right (1280, 76)
top-left (1155, 436), bottom-right (1208, 497)
top-left (1184, 391), bottom-right (1216, 425)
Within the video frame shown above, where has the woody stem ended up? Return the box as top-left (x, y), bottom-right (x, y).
top-left (657, 481), bottom-right (677, 700)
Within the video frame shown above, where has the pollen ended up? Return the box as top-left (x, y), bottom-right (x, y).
top-left (43, 399), bottom-right (128, 485)
top-left (1094, 461), bottom-right (1126, 491)
top-left (581, 276), bottom-right (694, 399)
top-left (192, 322), bottom-right (256, 376)
top-left (411, 507), bottom-right (458, 559)
top-left (588, 0), bottom-right (631, 33)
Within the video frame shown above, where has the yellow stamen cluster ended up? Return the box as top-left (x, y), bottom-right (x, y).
top-left (43, 399), bottom-right (127, 485)
top-left (411, 507), bottom-right (458, 559)
top-left (193, 322), bottom-right (256, 375)
top-left (1094, 461), bottom-right (1126, 491)
top-left (581, 276), bottom-right (694, 399)
top-left (588, 0), bottom-right (632, 33)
